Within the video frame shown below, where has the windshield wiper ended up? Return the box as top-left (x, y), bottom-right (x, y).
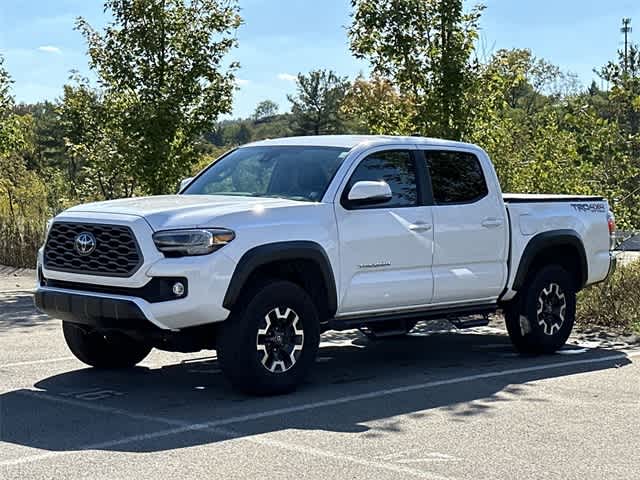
top-left (250, 193), bottom-right (312, 202)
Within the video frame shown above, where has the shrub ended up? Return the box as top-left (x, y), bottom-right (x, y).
top-left (0, 155), bottom-right (50, 268)
top-left (0, 216), bottom-right (45, 268)
top-left (577, 258), bottom-right (640, 332)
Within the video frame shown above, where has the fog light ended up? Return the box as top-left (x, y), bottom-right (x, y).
top-left (172, 282), bottom-right (185, 297)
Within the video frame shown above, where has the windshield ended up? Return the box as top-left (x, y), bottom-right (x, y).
top-left (183, 146), bottom-right (350, 202)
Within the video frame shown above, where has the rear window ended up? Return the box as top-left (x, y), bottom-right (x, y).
top-left (424, 150), bottom-right (488, 204)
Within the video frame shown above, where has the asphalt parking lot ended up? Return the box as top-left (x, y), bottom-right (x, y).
top-left (2, 282), bottom-right (640, 479)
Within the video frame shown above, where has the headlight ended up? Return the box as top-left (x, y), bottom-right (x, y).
top-left (152, 228), bottom-right (235, 256)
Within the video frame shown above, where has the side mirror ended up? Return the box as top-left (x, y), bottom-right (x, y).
top-left (347, 180), bottom-right (392, 206)
top-left (178, 177), bottom-right (194, 193)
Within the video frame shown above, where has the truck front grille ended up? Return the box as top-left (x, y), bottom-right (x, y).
top-left (44, 222), bottom-right (143, 277)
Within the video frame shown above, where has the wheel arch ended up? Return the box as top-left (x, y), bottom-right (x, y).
top-left (512, 229), bottom-right (588, 292)
top-left (222, 241), bottom-right (338, 319)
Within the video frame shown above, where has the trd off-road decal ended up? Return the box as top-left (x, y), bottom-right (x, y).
top-left (571, 203), bottom-right (605, 213)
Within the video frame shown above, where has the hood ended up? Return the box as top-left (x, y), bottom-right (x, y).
top-left (65, 194), bottom-right (309, 230)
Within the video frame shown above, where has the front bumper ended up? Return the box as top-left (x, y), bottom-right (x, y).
top-left (36, 211), bottom-right (239, 330)
top-left (34, 288), bottom-right (159, 331)
top-left (36, 251), bottom-right (237, 330)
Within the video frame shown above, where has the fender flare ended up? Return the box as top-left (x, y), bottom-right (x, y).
top-left (222, 241), bottom-right (338, 316)
top-left (512, 229), bottom-right (588, 290)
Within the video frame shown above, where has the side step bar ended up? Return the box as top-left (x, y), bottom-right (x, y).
top-left (326, 304), bottom-right (497, 332)
top-left (449, 315), bottom-right (490, 329)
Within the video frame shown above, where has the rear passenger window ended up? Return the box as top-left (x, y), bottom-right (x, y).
top-left (424, 150), bottom-right (488, 204)
top-left (346, 150), bottom-right (417, 208)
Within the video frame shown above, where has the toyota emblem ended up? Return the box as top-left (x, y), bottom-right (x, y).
top-left (74, 232), bottom-right (96, 256)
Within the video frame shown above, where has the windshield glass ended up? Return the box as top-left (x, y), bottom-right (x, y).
top-left (183, 146), bottom-right (350, 202)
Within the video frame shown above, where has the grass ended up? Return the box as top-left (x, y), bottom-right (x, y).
top-left (577, 257), bottom-right (640, 334)
top-left (0, 218), bottom-right (44, 269)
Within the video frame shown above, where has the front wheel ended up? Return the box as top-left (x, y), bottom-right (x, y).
top-left (62, 322), bottom-right (152, 368)
top-left (504, 265), bottom-right (576, 354)
top-left (217, 280), bottom-right (321, 395)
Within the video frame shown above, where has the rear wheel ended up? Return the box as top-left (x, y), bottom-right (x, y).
top-left (505, 265), bottom-right (576, 354)
top-left (217, 280), bottom-right (320, 395)
top-left (62, 321), bottom-right (151, 368)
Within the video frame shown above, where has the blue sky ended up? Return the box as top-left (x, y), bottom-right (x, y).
top-left (1, 0), bottom-right (639, 118)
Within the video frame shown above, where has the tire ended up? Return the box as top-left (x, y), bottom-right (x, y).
top-left (217, 280), bottom-right (321, 395)
top-left (62, 321), bottom-right (152, 368)
top-left (505, 265), bottom-right (576, 354)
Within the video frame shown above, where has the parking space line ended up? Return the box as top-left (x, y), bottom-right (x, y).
top-left (2, 351), bottom-right (636, 471)
top-left (202, 352), bottom-right (634, 427)
top-left (239, 435), bottom-right (453, 479)
top-left (3, 391), bottom-right (451, 479)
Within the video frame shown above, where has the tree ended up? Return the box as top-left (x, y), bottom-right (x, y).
top-left (14, 101), bottom-right (66, 171)
top-left (348, 0), bottom-right (483, 139)
top-left (596, 44), bottom-right (640, 144)
top-left (287, 70), bottom-right (350, 135)
top-left (0, 56), bottom-right (13, 120)
top-left (0, 55), bottom-right (51, 267)
top-left (341, 75), bottom-right (416, 135)
top-left (251, 113), bottom-right (293, 140)
top-left (0, 56), bottom-right (35, 190)
top-left (253, 100), bottom-right (279, 121)
top-left (60, 77), bottom-right (140, 200)
top-left (234, 122), bottom-right (252, 144)
top-left (74, 0), bottom-right (242, 195)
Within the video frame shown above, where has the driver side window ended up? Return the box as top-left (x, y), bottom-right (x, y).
top-left (344, 150), bottom-right (418, 208)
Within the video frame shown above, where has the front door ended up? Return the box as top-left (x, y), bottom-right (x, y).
top-left (334, 147), bottom-right (434, 316)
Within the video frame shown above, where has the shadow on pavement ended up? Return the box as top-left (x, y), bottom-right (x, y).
top-left (0, 294), bottom-right (52, 332)
top-left (0, 327), bottom-right (632, 455)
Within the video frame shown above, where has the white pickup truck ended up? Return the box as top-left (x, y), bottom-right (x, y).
top-left (35, 135), bottom-right (616, 395)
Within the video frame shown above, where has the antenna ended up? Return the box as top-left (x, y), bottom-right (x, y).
top-left (621, 18), bottom-right (632, 73)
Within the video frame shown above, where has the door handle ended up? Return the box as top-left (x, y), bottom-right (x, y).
top-left (409, 222), bottom-right (432, 232)
top-left (481, 218), bottom-right (504, 228)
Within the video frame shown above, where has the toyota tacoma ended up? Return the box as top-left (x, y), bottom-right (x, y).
top-left (35, 135), bottom-right (617, 395)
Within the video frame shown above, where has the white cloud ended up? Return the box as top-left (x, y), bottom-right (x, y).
top-left (277, 73), bottom-right (297, 82)
top-left (235, 78), bottom-right (250, 87)
top-left (38, 45), bottom-right (61, 54)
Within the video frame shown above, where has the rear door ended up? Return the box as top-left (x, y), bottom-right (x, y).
top-left (334, 147), bottom-right (434, 315)
top-left (421, 148), bottom-right (508, 304)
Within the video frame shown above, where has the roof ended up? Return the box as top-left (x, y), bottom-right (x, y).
top-left (243, 135), bottom-right (479, 151)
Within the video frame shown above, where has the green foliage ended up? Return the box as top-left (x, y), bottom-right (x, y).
top-left (287, 70), bottom-right (350, 135)
top-left (0, 115), bottom-right (48, 225)
top-left (13, 101), bottom-right (66, 171)
top-left (206, 112), bottom-right (295, 147)
top-left (74, 0), bottom-right (242, 195)
top-left (596, 45), bottom-right (640, 140)
top-left (3, 3), bottom-right (640, 272)
top-left (349, 0), bottom-right (483, 139)
top-left (59, 77), bottom-right (139, 199)
top-left (190, 145), bottom-right (230, 176)
top-left (0, 56), bottom-right (51, 267)
top-left (468, 48), bottom-right (640, 229)
top-left (341, 75), bottom-right (417, 135)
top-left (253, 100), bottom-right (279, 121)
top-left (577, 259), bottom-right (640, 332)
top-left (251, 113), bottom-right (293, 141)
